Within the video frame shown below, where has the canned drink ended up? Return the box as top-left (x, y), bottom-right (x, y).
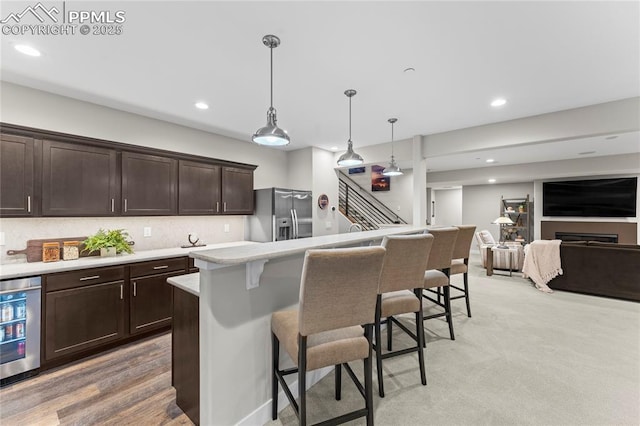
top-left (17, 341), bottom-right (25, 356)
top-left (15, 322), bottom-right (25, 338)
top-left (0, 325), bottom-right (4, 342)
top-left (4, 323), bottom-right (13, 340)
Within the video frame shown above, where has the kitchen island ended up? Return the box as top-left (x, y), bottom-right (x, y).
top-left (189, 226), bottom-right (427, 425)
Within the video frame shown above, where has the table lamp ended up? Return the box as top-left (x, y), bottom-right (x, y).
top-left (493, 216), bottom-right (515, 248)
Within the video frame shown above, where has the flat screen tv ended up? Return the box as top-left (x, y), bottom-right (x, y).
top-left (543, 177), bottom-right (637, 217)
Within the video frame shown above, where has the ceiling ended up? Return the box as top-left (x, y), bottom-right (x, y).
top-left (1, 1), bottom-right (639, 164)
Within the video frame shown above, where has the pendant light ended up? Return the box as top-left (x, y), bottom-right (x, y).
top-left (382, 118), bottom-right (403, 176)
top-left (252, 35), bottom-right (290, 146)
top-left (337, 89), bottom-right (364, 166)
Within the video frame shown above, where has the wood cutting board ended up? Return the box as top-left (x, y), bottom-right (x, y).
top-left (6, 237), bottom-right (99, 263)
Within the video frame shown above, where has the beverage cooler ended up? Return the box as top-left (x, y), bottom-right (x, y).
top-left (0, 276), bottom-right (41, 384)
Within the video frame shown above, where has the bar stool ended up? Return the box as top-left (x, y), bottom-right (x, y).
top-left (449, 225), bottom-right (477, 317)
top-left (422, 227), bottom-right (459, 341)
top-left (271, 246), bottom-right (386, 426)
top-left (375, 234), bottom-right (433, 397)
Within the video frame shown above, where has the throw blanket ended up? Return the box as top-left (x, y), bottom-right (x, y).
top-left (522, 240), bottom-right (563, 293)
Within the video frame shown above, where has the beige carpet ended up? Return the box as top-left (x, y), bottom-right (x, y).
top-left (267, 253), bottom-right (640, 426)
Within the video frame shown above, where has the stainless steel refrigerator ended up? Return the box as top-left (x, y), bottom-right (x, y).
top-left (250, 188), bottom-right (313, 242)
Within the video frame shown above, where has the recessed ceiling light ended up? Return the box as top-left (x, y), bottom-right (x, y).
top-left (403, 67), bottom-right (415, 73)
top-left (488, 178), bottom-right (497, 183)
top-left (486, 158), bottom-right (495, 163)
top-left (578, 151), bottom-right (596, 155)
top-left (490, 98), bottom-right (507, 107)
top-left (330, 146), bottom-right (339, 151)
top-left (194, 102), bottom-right (209, 110)
top-left (14, 44), bottom-right (41, 57)
top-left (605, 135), bottom-right (618, 140)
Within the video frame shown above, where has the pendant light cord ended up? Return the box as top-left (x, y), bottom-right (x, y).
top-left (270, 46), bottom-right (274, 109)
top-left (348, 95), bottom-right (352, 141)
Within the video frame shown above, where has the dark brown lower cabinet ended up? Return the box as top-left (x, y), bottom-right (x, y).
top-left (45, 280), bottom-right (125, 361)
top-left (130, 272), bottom-right (180, 334)
top-left (172, 286), bottom-right (200, 425)
top-left (43, 257), bottom-right (188, 369)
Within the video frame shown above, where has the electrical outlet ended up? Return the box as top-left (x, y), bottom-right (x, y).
top-left (143, 227), bottom-right (152, 237)
top-left (224, 224), bottom-right (230, 233)
top-left (0, 232), bottom-right (5, 246)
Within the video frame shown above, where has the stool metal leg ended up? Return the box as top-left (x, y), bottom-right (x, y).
top-left (335, 364), bottom-right (342, 400)
top-left (298, 336), bottom-right (307, 426)
top-left (271, 332), bottom-right (279, 421)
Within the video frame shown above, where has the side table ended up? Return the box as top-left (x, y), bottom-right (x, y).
top-left (486, 246), bottom-right (519, 277)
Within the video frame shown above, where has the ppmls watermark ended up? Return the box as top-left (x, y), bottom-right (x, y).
top-left (1, 2), bottom-right (126, 36)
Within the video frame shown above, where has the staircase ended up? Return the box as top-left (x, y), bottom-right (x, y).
top-left (338, 171), bottom-right (407, 230)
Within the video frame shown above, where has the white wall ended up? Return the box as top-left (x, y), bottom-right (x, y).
top-left (0, 82), bottom-right (291, 262)
top-left (462, 182), bottom-right (535, 250)
top-left (311, 148), bottom-right (339, 236)
top-left (432, 188), bottom-right (462, 226)
top-left (286, 148), bottom-right (313, 191)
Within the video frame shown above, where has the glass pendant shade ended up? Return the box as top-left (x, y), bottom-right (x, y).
top-left (382, 117), bottom-right (403, 176)
top-left (253, 35), bottom-right (290, 147)
top-left (337, 89), bottom-right (364, 166)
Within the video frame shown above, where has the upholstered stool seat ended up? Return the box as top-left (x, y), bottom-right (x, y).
top-left (380, 290), bottom-right (420, 318)
top-left (424, 270), bottom-right (449, 288)
top-left (272, 311), bottom-right (369, 371)
top-left (450, 259), bottom-right (467, 275)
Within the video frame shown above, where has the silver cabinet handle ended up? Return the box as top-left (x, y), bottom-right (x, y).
top-left (124, 199), bottom-right (128, 212)
top-left (120, 284), bottom-right (123, 300)
top-left (216, 201), bottom-right (220, 212)
top-left (224, 202), bottom-right (227, 212)
top-left (111, 198), bottom-right (115, 212)
top-left (153, 265), bottom-right (169, 270)
top-left (27, 195), bottom-right (31, 213)
top-left (79, 275), bottom-right (100, 281)
top-left (133, 281), bottom-right (137, 297)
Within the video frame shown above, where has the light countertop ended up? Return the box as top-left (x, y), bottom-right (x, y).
top-left (191, 226), bottom-right (427, 265)
top-left (167, 273), bottom-right (200, 297)
top-left (0, 241), bottom-right (255, 280)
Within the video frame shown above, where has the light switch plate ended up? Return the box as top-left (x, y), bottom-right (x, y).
top-left (143, 227), bottom-right (152, 237)
top-left (224, 224), bottom-right (230, 233)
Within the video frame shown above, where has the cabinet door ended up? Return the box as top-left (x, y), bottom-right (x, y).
top-left (45, 281), bottom-right (125, 361)
top-left (178, 160), bottom-right (221, 215)
top-left (42, 140), bottom-right (118, 216)
top-left (0, 134), bottom-right (35, 217)
top-left (122, 152), bottom-right (177, 215)
top-left (221, 167), bottom-right (254, 214)
top-left (130, 272), bottom-right (180, 334)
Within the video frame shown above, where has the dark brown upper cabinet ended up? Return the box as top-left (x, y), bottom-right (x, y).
top-left (222, 167), bottom-right (254, 214)
top-left (42, 140), bottom-right (118, 216)
top-left (178, 160), bottom-right (222, 215)
top-left (122, 152), bottom-right (178, 216)
top-left (0, 133), bottom-right (36, 217)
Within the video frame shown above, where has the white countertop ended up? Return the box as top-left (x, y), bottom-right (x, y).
top-left (191, 226), bottom-right (427, 265)
top-left (0, 241), bottom-right (255, 280)
top-left (167, 273), bottom-right (200, 297)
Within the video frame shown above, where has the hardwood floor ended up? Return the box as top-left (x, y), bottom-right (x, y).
top-left (0, 333), bottom-right (193, 425)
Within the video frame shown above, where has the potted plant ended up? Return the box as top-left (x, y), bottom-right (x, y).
top-left (83, 228), bottom-right (134, 257)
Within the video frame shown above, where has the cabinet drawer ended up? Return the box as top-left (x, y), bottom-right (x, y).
top-left (130, 257), bottom-right (187, 278)
top-left (46, 266), bottom-right (125, 292)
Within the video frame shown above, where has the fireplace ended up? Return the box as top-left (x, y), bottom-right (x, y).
top-left (555, 232), bottom-right (618, 243)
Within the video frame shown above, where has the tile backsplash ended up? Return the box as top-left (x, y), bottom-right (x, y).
top-left (0, 216), bottom-right (246, 264)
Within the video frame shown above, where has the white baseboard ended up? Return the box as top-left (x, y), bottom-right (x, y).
top-left (236, 366), bottom-right (334, 426)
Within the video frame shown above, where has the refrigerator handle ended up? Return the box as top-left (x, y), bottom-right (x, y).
top-left (290, 209), bottom-right (297, 239)
top-left (293, 209), bottom-right (299, 239)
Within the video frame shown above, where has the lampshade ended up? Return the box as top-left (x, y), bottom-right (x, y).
top-left (337, 89), bottom-right (364, 167)
top-left (252, 35), bottom-right (290, 147)
top-left (493, 216), bottom-right (515, 225)
top-left (383, 118), bottom-right (403, 176)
